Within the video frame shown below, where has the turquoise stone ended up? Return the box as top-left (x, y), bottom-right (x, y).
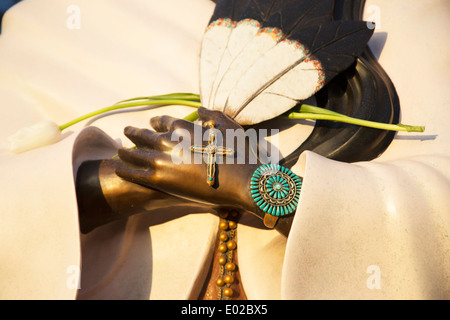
top-left (250, 163), bottom-right (303, 217)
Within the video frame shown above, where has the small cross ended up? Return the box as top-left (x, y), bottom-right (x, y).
top-left (190, 120), bottom-right (234, 186)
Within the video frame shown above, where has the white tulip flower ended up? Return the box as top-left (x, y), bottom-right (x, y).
top-left (8, 120), bottom-right (62, 154)
top-left (5, 93), bottom-right (203, 154)
top-left (6, 93), bottom-right (424, 155)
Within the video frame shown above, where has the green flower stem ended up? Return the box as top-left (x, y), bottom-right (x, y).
top-left (287, 104), bottom-right (425, 133)
top-left (57, 93), bottom-right (424, 134)
top-left (116, 93), bottom-right (201, 104)
top-left (183, 110), bottom-right (199, 122)
top-left (58, 98), bottom-right (201, 131)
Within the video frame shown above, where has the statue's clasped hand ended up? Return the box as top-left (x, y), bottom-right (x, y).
top-left (115, 107), bottom-right (260, 210)
top-left (115, 107), bottom-right (302, 234)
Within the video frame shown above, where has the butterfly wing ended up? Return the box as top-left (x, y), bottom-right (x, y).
top-left (200, 0), bottom-right (374, 125)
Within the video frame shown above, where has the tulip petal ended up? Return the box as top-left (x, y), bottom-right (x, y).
top-left (8, 121), bottom-right (61, 154)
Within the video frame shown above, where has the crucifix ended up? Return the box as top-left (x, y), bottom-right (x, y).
top-left (190, 120), bottom-right (234, 186)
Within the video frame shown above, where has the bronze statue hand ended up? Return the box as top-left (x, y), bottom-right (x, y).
top-left (115, 108), bottom-right (299, 236)
top-left (116, 107), bottom-right (261, 213)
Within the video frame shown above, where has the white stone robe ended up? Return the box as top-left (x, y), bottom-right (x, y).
top-left (0, 0), bottom-right (448, 299)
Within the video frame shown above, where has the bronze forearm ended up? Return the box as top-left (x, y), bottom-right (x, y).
top-left (76, 159), bottom-right (187, 233)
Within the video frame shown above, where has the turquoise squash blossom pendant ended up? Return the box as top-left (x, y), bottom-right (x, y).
top-left (250, 164), bottom-right (302, 228)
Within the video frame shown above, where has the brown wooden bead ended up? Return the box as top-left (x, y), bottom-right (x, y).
top-left (219, 211), bottom-right (229, 219)
top-left (219, 233), bottom-right (228, 242)
top-left (227, 240), bottom-right (237, 250)
top-left (219, 222), bottom-right (228, 230)
top-left (225, 262), bottom-right (236, 272)
top-left (218, 256), bottom-right (227, 265)
top-left (224, 275), bottom-right (234, 284)
top-left (229, 210), bottom-right (238, 218)
top-left (216, 278), bottom-right (225, 287)
top-left (223, 288), bottom-right (233, 297)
